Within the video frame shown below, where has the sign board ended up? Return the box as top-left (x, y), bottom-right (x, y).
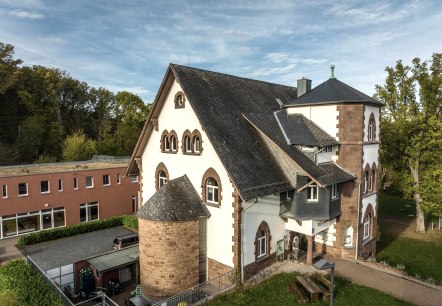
top-left (276, 239), bottom-right (284, 256)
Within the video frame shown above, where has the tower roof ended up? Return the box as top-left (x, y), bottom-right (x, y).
top-left (137, 175), bottom-right (210, 222)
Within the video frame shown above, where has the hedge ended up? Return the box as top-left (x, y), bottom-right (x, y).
top-left (17, 215), bottom-right (138, 247)
top-left (0, 259), bottom-right (65, 306)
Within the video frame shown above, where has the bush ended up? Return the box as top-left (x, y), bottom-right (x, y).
top-left (0, 259), bottom-right (65, 306)
top-left (17, 216), bottom-right (126, 247)
top-left (122, 215), bottom-right (138, 231)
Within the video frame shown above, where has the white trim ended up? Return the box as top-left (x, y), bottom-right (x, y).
top-left (18, 182), bottom-right (28, 197)
top-left (58, 179), bottom-right (63, 192)
top-left (257, 234), bottom-right (266, 258)
top-left (40, 180), bottom-right (50, 194)
top-left (307, 185), bottom-right (318, 202)
top-left (102, 174), bottom-right (111, 186)
top-left (2, 184), bottom-right (7, 198)
top-left (74, 177), bottom-right (78, 190)
top-left (85, 176), bottom-right (94, 189)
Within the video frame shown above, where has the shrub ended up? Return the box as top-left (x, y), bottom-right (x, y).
top-left (17, 216), bottom-right (126, 247)
top-left (0, 259), bottom-right (65, 306)
top-left (122, 215), bottom-right (138, 231)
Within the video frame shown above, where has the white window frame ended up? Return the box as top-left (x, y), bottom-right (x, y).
top-left (331, 183), bottom-right (338, 199)
top-left (368, 118), bottom-right (374, 141)
top-left (344, 226), bottom-right (353, 247)
top-left (80, 202), bottom-right (99, 223)
top-left (257, 232), bottom-right (266, 258)
top-left (85, 176), bottom-right (94, 188)
top-left (164, 135), bottom-right (170, 151)
top-left (158, 171), bottom-right (167, 188)
top-left (18, 183), bottom-right (28, 196)
top-left (171, 135), bottom-right (177, 151)
top-left (307, 185), bottom-right (318, 202)
top-left (58, 179), bottom-right (63, 192)
top-left (193, 136), bottom-right (201, 153)
top-left (363, 215), bottom-right (371, 240)
top-left (185, 136), bottom-right (191, 153)
top-left (117, 173), bottom-right (121, 184)
top-left (206, 178), bottom-right (219, 204)
top-left (2, 184), bottom-right (7, 198)
top-left (364, 171), bottom-right (369, 193)
top-left (103, 174), bottom-right (110, 186)
top-left (177, 94), bottom-right (184, 107)
top-left (323, 145), bottom-right (332, 152)
top-left (74, 177), bottom-right (78, 190)
top-left (40, 180), bottom-right (50, 194)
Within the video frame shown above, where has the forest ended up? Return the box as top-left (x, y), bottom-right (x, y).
top-left (0, 42), bottom-right (150, 166)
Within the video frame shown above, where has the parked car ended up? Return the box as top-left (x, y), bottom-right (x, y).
top-left (112, 233), bottom-right (139, 249)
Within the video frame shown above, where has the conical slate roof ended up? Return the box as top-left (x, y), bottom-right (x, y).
top-left (286, 78), bottom-right (382, 106)
top-left (137, 175), bottom-right (210, 222)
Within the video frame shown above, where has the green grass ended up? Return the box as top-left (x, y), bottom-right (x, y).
top-left (378, 192), bottom-right (416, 218)
top-left (377, 234), bottom-right (442, 284)
top-left (206, 273), bottom-right (413, 306)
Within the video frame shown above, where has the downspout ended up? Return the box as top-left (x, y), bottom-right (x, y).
top-left (355, 182), bottom-right (361, 260)
top-left (241, 198), bottom-right (259, 284)
top-left (313, 147), bottom-right (325, 164)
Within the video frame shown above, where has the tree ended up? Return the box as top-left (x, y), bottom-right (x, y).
top-left (0, 42), bottom-right (22, 94)
top-left (62, 132), bottom-right (97, 161)
top-left (375, 53), bottom-right (442, 232)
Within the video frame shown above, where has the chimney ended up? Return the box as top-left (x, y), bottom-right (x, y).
top-left (297, 77), bottom-right (312, 97)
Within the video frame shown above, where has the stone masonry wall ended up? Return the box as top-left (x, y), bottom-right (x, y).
top-left (208, 258), bottom-right (232, 280)
top-left (139, 218), bottom-right (200, 299)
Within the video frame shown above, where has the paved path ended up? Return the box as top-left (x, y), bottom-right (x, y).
top-left (329, 257), bottom-right (442, 306)
top-left (0, 237), bottom-right (23, 264)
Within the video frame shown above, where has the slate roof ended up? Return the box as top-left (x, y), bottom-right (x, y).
top-left (274, 110), bottom-right (339, 146)
top-left (137, 175), bottom-right (210, 222)
top-left (286, 78), bottom-right (382, 106)
top-left (242, 112), bottom-right (354, 186)
top-left (171, 64), bottom-right (298, 200)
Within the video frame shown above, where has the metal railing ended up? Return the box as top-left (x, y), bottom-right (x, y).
top-left (152, 269), bottom-right (237, 306)
top-left (27, 256), bottom-right (75, 306)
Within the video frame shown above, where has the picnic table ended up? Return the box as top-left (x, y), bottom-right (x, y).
top-left (296, 275), bottom-right (326, 302)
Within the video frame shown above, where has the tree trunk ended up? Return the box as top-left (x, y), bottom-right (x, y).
top-left (410, 164), bottom-right (426, 233)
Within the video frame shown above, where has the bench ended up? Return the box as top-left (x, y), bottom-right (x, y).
top-left (287, 281), bottom-right (309, 304)
top-left (296, 275), bottom-right (327, 302)
top-left (312, 273), bottom-right (334, 300)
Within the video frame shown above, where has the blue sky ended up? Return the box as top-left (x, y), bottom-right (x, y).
top-left (1, 0), bottom-right (441, 103)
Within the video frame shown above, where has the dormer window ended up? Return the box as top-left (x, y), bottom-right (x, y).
top-left (307, 184), bottom-right (318, 202)
top-left (331, 183), bottom-right (338, 199)
top-left (175, 91), bottom-right (186, 109)
top-left (323, 145), bottom-right (332, 152)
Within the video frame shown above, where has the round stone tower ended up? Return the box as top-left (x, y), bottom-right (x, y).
top-left (137, 175), bottom-right (210, 299)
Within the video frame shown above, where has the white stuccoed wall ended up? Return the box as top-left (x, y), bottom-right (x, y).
top-left (286, 105), bottom-right (339, 141)
top-left (361, 105), bottom-right (381, 221)
top-left (242, 195), bottom-right (286, 266)
top-left (141, 79), bottom-right (235, 268)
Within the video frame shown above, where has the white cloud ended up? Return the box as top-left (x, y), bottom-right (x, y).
top-left (265, 52), bottom-right (289, 63)
top-left (9, 9), bottom-right (44, 19)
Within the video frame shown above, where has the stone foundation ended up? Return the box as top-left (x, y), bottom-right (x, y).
top-left (243, 253), bottom-right (276, 280)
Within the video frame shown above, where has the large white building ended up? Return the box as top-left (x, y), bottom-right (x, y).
top-left (127, 64), bottom-right (381, 297)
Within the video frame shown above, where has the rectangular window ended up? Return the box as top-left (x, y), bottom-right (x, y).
top-left (103, 174), bottom-right (110, 186)
top-left (331, 183), bottom-right (338, 199)
top-left (116, 173), bottom-right (121, 184)
top-left (258, 234), bottom-right (266, 258)
top-left (132, 196), bottom-right (136, 213)
top-left (323, 145), bottom-right (332, 152)
top-left (18, 183), bottom-right (28, 196)
top-left (80, 202), bottom-right (99, 222)
top-left (53, 207), bottom-right (65, 228)
top-left (307, 185), bottom-right (318, 201)
top-left (131, 176), bottom-right (138, 183)
top-left (85, 176), bottom-right (94, 188)
top-left (58, 179), bottom-right (63, 192)
top-left (2, 185), bottom-right (7, 198)
top-left (40, 181), bottom-right (50, 194)
top-left (74, 177), bottom-right (78, 190)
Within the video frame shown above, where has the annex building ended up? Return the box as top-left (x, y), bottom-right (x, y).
top-left (127, 64), bottom-right (382, 299)
top-left (0, 156), bottom-right (139, 239)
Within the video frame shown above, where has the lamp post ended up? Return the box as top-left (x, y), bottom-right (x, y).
top-left (313, 258), bottom-right (335, 306)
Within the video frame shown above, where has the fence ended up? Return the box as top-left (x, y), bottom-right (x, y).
top-left (152, 269), bottom-right (237, 306)
top-left (27, 255), bottom-right (75, 306)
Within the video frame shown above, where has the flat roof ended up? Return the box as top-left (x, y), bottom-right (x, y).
top-left (0, 157), bottom-right (130, 177)
top-left (88, 245), bottom-right (139, 273)
top-left (24, 226), bottom-right (135, 271)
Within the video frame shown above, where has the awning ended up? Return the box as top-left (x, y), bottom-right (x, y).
top-left (87, 245), bottom-right (139, 273)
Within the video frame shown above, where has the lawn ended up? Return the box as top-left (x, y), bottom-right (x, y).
top-left (206, 272), bottom-right (413, 306)
top-left (377, 192), bottom-right (442, 284)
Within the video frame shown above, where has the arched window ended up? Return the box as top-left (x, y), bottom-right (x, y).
top-left (206, 177), bottom-right (218, 203)
top-left (369, 169), bottom-right (375, 192)
top-left (155, 162), bottom-right (169, 191)
top-left (367, 113), bottom-right (376, 141)
top-left (201, 168), bottom-right (222, 206)
top-left (344, 226), bottom-right (353, 247)
top-left (175, 91), bottom-right (186, 109)
top-left (193, 136), bottom-right (201, 153)
top-left (255, 221), bottom-right (270, 260)
top-left (164, 135), bottom-right (170, 151)
top-left (364, 171), bottom-right (369, 194)
top-left (363, 214), bottom-right (371, 240)
top-left (185, 136), bottom-right (191, 152)
top-left (158, 170), bottom-right (168, 188)
top-left (171, 135), bottom-right (177, 151)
